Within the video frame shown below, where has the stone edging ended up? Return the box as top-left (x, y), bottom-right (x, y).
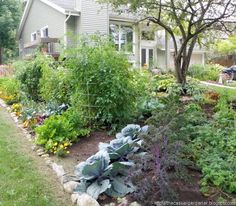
top-left (0, 98), bottom-right (100, 206)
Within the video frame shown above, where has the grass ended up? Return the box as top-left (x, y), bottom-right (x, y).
top-left (0, 107), bottom-right (71, 206)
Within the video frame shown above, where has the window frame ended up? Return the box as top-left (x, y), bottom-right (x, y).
top-left (31, 32), bottom-right (37, 42)
top-left (40, 26), bottom-right (49, 38)
top-left (109, 22), bottom-right (134, 54)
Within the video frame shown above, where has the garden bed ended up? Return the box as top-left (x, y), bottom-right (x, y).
top-left (51, 131), bottom-right (113, 174)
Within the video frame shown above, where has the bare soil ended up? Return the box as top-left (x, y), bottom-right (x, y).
top-left (51, 131), bottom-right (113, 174)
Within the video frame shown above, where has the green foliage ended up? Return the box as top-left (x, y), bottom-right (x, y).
top-left (192, 97), bottom-right (236, 193)
top-left (130, 100), bottom-right (206, 204)
top-left (35, 109), bottom-right (90, 156)
top-left (64, 35), bottom-right (138, 127)
top-left (167, 78), bottom-right (205, 98)
top-left (99, 125), bottom-right (147, 161)
top-left (0, 77), bottom-right (20, 104)
top-left (14, 55), bottom-right (49, 102)
top-left (39, 61), bottom-right (73, 104)
top-left (153, 74), bottom-right (175, 92)
top-left (137, 97), bottom-right (165, 118)
top-left (0, 0), bottom-right (22, 63)
top-left (74, 124), bottom-right (147, 199)
top-left (74, 151), bottom-right (135, 199)
top-left (214, 36), bottom-right (236, 54)
top-left (188, 64), bottom-right (223, 81)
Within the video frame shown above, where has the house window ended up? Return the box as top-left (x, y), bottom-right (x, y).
top-left (109, 23), bottom-right (133, 53)
top-left (41, 26), bottom-right (49, 37)
top-left (31, 32), bottom-right (37, 41)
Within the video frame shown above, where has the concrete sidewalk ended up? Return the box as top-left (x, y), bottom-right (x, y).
top-left (200, 81), bottom-right (236, 90)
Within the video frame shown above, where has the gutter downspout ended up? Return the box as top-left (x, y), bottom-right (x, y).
top-left (64, 12), bottom-right (72, 48)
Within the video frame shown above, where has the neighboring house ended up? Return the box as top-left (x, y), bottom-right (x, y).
top-left (18, 0), bottom-right (206, 69)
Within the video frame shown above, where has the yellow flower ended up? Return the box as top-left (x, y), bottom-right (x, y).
top-left (66, 151), bottom-right (70, 154)
top-left (60, 145), bottom-right (64, 149)
top-left (54, 142), bottom-right (58, 146)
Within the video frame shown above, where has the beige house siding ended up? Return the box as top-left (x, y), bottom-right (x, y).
top-left (190, 53), bottom-right (205, 65)
top-left (78, 0), bottom-right (109, 34)
top-left (169, 52), bottom-right (205, 70)
top-left (20, 0), bottom-right (65, 44)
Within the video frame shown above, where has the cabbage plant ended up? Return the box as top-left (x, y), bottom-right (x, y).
top-left (99, 136), bottom-right (139, 161)
top-left (116, 124), bottom-right (148, 139)
top-left (74, 124), bottom-right (149, 199)
top-left (74, 151), bottom-right (135, 199)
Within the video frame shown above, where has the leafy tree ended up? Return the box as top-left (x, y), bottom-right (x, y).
top-left (0, 0), bottom-right (22, 64)
top-left (214, 35), bottom-right (236, 54)
top-left (103, 0), bottom-right (236, 86)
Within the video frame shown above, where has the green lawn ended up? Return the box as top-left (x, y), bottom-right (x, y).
top-left (0, 107), bottom-right (71, 206)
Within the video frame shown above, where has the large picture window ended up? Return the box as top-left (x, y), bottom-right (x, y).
top-left (109, 23), bottom-right (133, 53)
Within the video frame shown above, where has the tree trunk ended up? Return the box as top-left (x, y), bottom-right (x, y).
top-left (174, 56), bottom-right (187, 86)
top-left (0, 47), bottom-right (3, 65)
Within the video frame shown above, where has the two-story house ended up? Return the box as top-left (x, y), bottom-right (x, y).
top-left (18, 0), bottom-right (206, 69)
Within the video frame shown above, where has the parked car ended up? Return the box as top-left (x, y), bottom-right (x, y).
top-left (222, 65), bottom-right (236, 80)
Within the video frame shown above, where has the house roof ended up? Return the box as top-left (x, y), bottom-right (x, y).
top-left (17, 0), bottom-right (79, 38)
top-left (46, 0), bottom-right (76, 11)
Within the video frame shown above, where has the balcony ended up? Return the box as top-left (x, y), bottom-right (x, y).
top-left (22, 37), bottom-right (61, 59)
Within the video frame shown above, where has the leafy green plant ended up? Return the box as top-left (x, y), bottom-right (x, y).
top-left (116, 124), bottom-right (148, 139)
top-left (137, 97), bottom-right (165, 118)
top-left (188, 64), bottom-right (223, 81)
top-left (40, 64), bottom-right (73, 105)
top-left (74, 124), bottom-right (148, 199)
top-left (99, 136), bottom-right (139, 161)
top-left (64, 35), bottom-right (138, 127)
top-left (35, 109), bottom-right (90, 156)
top-left (153, 74), bottom-right (175, 92)
top-left (74, 151), bottom-right (135, 199)
top-left (192, 96), bottom-right (236, 193)
top-left (167, 78), bottom-right (205, 98)
top-left (14, 54), bottom-right (52, 102)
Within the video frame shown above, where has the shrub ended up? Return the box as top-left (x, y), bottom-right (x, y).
top-left (14, 54), bottom-right (51, 102)
top-left (188, 64), bottom-right (223, 81)
top-left (0, 77), bottom-right (20, 104)
top-left (39, 63), bottom-right (73, 105)
top-left (64, 35), bottom-right (138, 127)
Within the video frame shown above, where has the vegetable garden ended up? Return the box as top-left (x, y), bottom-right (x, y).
top-left (0, 35), bottom-right (235, 206)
